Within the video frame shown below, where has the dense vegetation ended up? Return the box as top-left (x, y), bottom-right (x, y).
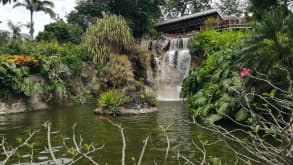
top-left (182, 30), bottom-right (250, 123)
top-left (183, 7), bottom-right (293, 123)
top-left (67, 0), bottom-right (161, 38)
top-left (1, 0), bottom-right (293, 164)
top-left (36, 21), bottom-right (83, 44)
top-left (0, 14), bottom-right (155, 111)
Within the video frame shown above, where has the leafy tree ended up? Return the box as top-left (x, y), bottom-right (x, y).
top-left (13, 0), bottom-right (56, 40)
top-left (67, 0), bottom-right (161, 38)
top-left (36, 31), bottom-right (56, 42)
top-left (216, 0), bottom-right (242, 16)
top-left (66, 0), bottom-right (109, 31)
top-left (7, 20), bottom-right (22, 39)
top-left (83, 13), bottom-right (133, 64)
top-left (0, 32), bottom-right (9, 46)
top-left (36, 21), bottom-right (83, 44)
top-left (249, 0), bottom-right (291, 19)
top-left (161, 0), bottom-right (212, 18)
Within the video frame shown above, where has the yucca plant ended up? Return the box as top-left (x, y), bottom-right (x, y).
top-left (98, 89), bottom-right (127, 115)
top-left (84, 13), bottom-right (134, 64)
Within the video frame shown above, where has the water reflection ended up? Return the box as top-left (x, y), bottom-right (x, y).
top-left (0, 102), bottom-right (241, 164)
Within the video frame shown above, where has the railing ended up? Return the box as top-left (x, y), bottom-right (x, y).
top-left (201, 23), bottom-right (252, 31)
top-left (165, 23), bottom-right (252, 38)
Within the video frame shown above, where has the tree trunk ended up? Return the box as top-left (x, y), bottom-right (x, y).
top-left (30, 10), bottom-right (34, 40)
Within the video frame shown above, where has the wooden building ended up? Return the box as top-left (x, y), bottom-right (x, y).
top-left (155, 9), bottom-right (250, 35)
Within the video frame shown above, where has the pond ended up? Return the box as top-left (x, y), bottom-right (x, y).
top-left (0, 102), bottom-right (243, 164)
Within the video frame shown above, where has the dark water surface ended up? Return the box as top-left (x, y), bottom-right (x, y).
top-left (0, 102), bottom-right (242, 164)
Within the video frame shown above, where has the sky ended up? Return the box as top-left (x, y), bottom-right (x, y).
top-left (0, 0), bottom-right (76, 36)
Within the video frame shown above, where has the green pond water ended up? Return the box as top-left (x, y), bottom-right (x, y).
top-left (0, 102), bottom-right (244, 164)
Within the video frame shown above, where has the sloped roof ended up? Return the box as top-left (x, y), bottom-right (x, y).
top-left (156, 9), bottom-right (223, 27)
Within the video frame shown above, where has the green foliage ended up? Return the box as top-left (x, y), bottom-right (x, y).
top-left (249, 0), bottom-right (291, 20)
top-left (67, 0), bottom-right (161, 38)
top-left (0, 32), bottom-right (9, 47)
top-left (0, 59), bottom-right (39, 97)
top-left (140, 89), bottom-right (157, 107)
top-left (98, 55), bottom-right (134, 89)
top-left (84, 13), bottom-right (134, 64)
top-left (36, 31), bottom-right (57, 42)
top-left (217, 0), bottom-right (242, 17)
top-left (98, 89), bottom-right (127, 115)
top-left (127, 44), bottom-right (151, 80)
top-left (162, 0), bottom-right (211, 18)
top-left (183, 30), bottom-right (250, 123)
top-left (0, 39), bottom-right (92, 102)
top-left (36, 21), bottom-right (83, 44)
top-left (238, 8), bottom-right (293, 73)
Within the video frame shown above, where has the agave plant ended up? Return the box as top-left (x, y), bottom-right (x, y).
top-left (84, 13), bottom-right (134, 64)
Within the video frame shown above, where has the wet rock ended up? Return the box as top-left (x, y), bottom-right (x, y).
top-left (94, 106), bottom-right (158, 115)
top-left (0, 99), bottom-right (27, 115)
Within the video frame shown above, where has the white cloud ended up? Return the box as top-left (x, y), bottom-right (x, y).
top-left (0, 0), bottom-right (76, 37)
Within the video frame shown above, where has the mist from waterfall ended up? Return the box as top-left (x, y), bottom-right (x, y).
top-left (155, 38), bottom-right (191, 101)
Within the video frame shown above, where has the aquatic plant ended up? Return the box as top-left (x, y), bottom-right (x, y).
top-left (98, 89), bottom-right (128, 115)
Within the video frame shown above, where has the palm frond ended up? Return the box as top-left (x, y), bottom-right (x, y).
top-left (13, 2), bottom-right (29, 9)
top-left (40, 0), bottom-right (54, 8)
top-left (38, 6), bottom-right (55, 18)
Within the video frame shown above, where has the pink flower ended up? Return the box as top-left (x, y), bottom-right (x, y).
top-left (240, 68), bottom-right (251, 78)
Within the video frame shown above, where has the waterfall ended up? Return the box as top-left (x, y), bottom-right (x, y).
top-left (156, 38), bottom-right (191, 101)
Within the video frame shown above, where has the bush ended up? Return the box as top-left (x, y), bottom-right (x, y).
top-left (99, 55), bottom-right (134, 89)
top-left (98, 89), bottom-right (127, 115)
top-left (182, 30), bottom-right (250, 123)
top-left (36, 21), bottom-right (83, 44)
top-left (0, 59), bottom-right (39, 97)
top-left (127, 44), bottom-right (151, 81)
top-left (83, 13), bottom-right (134, 64)
top-left (140, 89), bottom-right (157, 107)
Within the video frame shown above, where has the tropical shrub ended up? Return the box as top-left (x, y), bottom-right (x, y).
top-left (0, 59), bottom-right (39, 97)
top-left (36, 21), bottom-right (83, 44)
top-left (1, 54), bottom-right (39, 66)
top-left (182, 30), bottom-right (250, 123)
top-left (238, 8), bottom-right (293, 73)
top-left (0, 32), bottom-right (9, 46)
top-left (98, 55), bottom-right (134, 89)
top-left (83, 13), bottom-right (134, 64)
top-left (98, 89), bottom-right (127, 115)
top-left (127, 44), bottom-right (151, 81)
top-left (140, 89), bottom-right (157, 107)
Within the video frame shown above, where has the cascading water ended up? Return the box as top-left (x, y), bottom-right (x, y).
top-left (156, 38), bottom-right (191, 101)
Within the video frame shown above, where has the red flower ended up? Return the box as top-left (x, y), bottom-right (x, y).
top-left (240, 68), bottom-right (251, 78)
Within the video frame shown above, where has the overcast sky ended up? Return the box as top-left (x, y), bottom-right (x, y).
top-left (0, 0), bottom-right (76, 36)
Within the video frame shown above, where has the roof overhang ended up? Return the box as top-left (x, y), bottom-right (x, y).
top-left (155, 9), bottom-right (224, 27)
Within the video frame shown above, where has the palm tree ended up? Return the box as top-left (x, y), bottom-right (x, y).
top-left (238, 8), bottom-right (293, 72)
top-left (7, 20), bottom-right (22, 39)
top-left (0, 0), bottom-right (16, 5)
top-left (13, 0), bottom-right (55, 40)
